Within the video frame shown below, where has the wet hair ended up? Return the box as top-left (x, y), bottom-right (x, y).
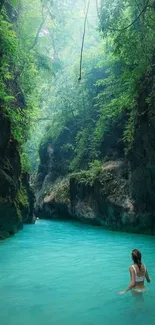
top-left (132, 249), bottom-right (142, 270)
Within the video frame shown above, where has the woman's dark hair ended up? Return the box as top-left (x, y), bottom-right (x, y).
top-left (132, 249), bottom-right (142, 270)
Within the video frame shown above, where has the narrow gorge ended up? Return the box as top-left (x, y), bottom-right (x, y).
top-left (1, 0), bottom-right (155, 238)
top-left (35, 77), bottom-right (155, 234)
top-left (1, 2), bottom-right (155, 325)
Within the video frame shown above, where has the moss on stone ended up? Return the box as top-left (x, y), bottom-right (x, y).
top-left (17, 187), bottom-right (29, 209)
top-left (16, 183), bottom-right (30, 222)
top-left (54, 178), bottom-right (70, 205)
top-left (70, 168), bottom-right (102, 186)
top-left (14, 200), bottom-right (22, 221)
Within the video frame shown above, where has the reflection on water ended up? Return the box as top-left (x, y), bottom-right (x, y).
top-left (0, 219), bottom-right (155, 325)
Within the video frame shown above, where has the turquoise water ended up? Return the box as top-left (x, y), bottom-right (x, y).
top-left (0, 220), bottom-right (155, 325)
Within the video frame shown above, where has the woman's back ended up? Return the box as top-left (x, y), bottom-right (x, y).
top-left (131, 263), bottom-right (146, 283)
top-left (118, 249), bottom-right (151, 295)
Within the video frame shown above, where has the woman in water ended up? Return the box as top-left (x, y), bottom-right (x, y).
top-left (119, 249), bottom-right (151, 294)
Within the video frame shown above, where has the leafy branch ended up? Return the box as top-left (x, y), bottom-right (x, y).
top-left (109, 0), bottom-right (149, 32)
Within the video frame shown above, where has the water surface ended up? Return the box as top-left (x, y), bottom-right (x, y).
top-left (0, 219), bottom-right (155, 325)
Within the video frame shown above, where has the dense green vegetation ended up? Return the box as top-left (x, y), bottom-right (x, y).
top-left (1, 0), bottom-right (155, 174)
top-left (28, 0), bottom-right (155, 174)
top-left (0, 0), bottom-right (39, 172)
top-left (1, 0), bottom-right (155, 234)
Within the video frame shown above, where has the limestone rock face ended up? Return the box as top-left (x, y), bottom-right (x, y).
top-left (35, 150), bottom-right (154, 234)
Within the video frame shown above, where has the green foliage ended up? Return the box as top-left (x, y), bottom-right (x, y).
top-left (71, 160), bottom-right (103, 186)
top-left (17, 186), bottom-right (29, 209)
top-left (123, 109), bottom-right (135, 154)
top-left (11, 0), bottom-right (18, 8)
top-left (2, 0), bottom-right (155, 176)
top-left (0, 8), bottom-right (38, 138)
top-left (98, 0), bottom-right (155, 148)
top-left (54, 178), bottom-right (70, 205)
top-left (21, 152), bottom-right (31, 173)
top-left (88, 160), bottom-right (103, 175)
top-left (0, 15), bottom-right (17, 105)
top-left (0, 1), bottom-right (51, 173)
top-left (61, 143), bottom-right (74, 154)
top-left (70, 127), bottom-right (91, 171)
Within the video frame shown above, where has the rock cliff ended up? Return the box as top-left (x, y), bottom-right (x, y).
top-left (0, 111), bottom-right (35, 240)
top-left (34, 84), bottom-right (155, 235)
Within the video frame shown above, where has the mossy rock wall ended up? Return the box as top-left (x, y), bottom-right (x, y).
top-left (0, 112), bottom-right (35, 240)
top-left (0, 200), bottom-right (22, 239)
top-left (69, 162), bottom-right (154, 234)
top-left (35, 159), bottom-right (155, 234)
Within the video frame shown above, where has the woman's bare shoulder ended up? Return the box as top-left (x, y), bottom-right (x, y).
top-left (129, 265), bottom-right (134, 271)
